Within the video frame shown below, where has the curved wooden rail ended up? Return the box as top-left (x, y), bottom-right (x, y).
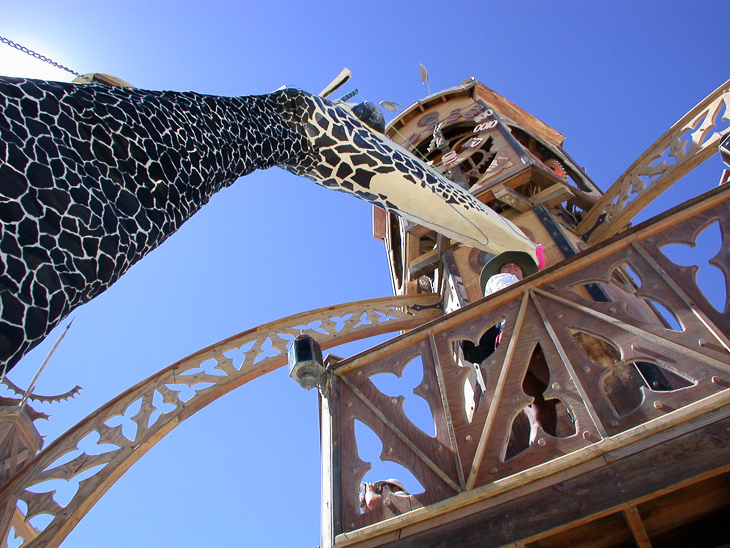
top-left (578, 78), bottom-right (730, 244)
top-left (0, 293), bottom-right (441, 548)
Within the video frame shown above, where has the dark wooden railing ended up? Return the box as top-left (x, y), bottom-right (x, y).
top-left (324, 182), bottom-right (730, 544)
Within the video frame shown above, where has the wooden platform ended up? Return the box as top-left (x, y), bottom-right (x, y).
top-left (322, 183), bottom-right (730, 548)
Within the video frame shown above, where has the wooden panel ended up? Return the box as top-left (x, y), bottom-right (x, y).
top-left (379, 416), bottom-right (730, 547)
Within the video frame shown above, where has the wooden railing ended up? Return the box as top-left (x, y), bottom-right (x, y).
top-left (324, 182), bottom-right (730, 542)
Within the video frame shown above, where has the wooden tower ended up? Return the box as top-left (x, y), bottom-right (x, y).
top-left (320, 78), bottom-right (730, 547)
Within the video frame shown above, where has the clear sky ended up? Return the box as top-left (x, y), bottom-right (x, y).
top-left (1, 1), bottom-right (729, 546)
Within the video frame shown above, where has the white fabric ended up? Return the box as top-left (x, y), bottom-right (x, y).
top-left (483, 273), bottom-right (520, 296)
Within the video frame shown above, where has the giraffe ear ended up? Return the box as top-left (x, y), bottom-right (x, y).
top-left (319, 68), bottom-right (351, 98)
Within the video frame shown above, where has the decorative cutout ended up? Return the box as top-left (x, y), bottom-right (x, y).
top-left (354, 420), bottom-right (424, 500)
top-left (505, 344), bottom-right (574, 459)
top-left (104, 398), bottom-right (143, 441)
top-left (25, 464), bottom-right (106, 508)
top-left (580, 82), bottom-right (730, 243)
top-left (610, 262), bottom-right (642, 293)
top-left (644, 299), bottom-right (683, 331)
top-left (660, 220), bottom-right (727, 312)
top-left (369, 355), bottom-right (435, 436)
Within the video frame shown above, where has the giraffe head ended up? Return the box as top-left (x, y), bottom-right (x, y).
top-left (271, 88), bottom-right (537, 260)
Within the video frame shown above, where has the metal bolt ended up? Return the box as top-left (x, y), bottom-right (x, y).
top-left (386, 446), bottom-right (393, 454)
top-left (489, 467), bottom-right (498, 474)
top-left (556, 313), bottom-right (563, 319)
top-left (552, 383), bottom-right (560, 390)
top-left (583, 365), bottom-right (591, 373)
top-left (537, 438), bottom-right (546, 446)
top-left (699, 339), bottom-right (707, 347)
top-left (466, 435), bottom-right (473, 442)
top-left (609, 307), bottom-right (616, 314)
top-left (654, 401), bottom-right (663, 409)
top-left (626, 249), bottom-right (633, 255)
top-left (347, 402), bottom-right (353, 407)
top-left (582, 431), bottom-right (591, 440)
top-left (610, 420), bottom-right (619, 427)
top-left (391, 397), bottom-right (397, 404)
top-left (712, 376), bottom-right (722, 384)
top-left (423, 383), bottom-right (428, 390)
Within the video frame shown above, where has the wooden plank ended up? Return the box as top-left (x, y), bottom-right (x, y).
top-left (321, 379), bottom-right (342, 548)
top-left (408, 248), bottom-right (441, 280)
top-left (372, 205), bottom-right (387, 242)
top-left (530, 183), bottom-right (574, 208)
top-left (493, 186), bottom-right (532, 212)
top-left (622, 505), bottom-right (652, 547)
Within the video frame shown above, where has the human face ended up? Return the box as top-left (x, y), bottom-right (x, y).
top-left (500, 262), bottom-right (524, 280)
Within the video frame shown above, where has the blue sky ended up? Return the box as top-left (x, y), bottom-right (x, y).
top-left (1, 2), bottom-right (729, 546)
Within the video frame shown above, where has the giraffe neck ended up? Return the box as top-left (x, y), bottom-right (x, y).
top-left (0, 77), bottom-right (314, 370)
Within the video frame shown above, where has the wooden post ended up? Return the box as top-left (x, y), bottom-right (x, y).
top-left (320, 376), bottom-right (342, 548)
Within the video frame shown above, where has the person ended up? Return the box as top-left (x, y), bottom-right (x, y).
top-left (359, 479), bottom-right (415, 514)
top-left (462, 249), bottom-right (557, 445)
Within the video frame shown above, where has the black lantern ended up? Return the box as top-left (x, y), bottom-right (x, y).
top-left (288, 334), bottom-right (325, 390)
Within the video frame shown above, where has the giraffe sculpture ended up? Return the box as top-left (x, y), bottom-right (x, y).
top-left (0, 76), bottom-right (537, 372)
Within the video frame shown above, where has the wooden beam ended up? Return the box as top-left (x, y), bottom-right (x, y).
top-left (408, 248), bottom-right (441, 280)
top-left (622, 505), bottom-right (653, 547)
top-left (530, 183), bottom-right (574, 208)
top-left (493, 186), bottom-right (532, 212)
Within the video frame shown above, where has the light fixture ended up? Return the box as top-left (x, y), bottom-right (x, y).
top-left (288, 334), bottom-right (325, 391)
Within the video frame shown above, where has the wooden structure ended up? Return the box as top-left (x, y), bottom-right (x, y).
top-left (0, 76), bottom-right (727, 547)
top-left (322, 78), bottom-right (730, 547)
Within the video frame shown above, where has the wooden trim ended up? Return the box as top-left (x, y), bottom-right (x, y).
top-left (428, 334), bottom-right (466, 491)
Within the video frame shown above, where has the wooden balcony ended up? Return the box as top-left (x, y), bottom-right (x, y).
top-left (322, 182), bottom-right (730, 548)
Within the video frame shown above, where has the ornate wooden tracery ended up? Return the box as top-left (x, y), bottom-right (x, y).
top-left (0, 294), bottom-right (441, 548)
top-left (578, 78), bottom-right (730, 244)
top-left (324, 182), bottom-right (730, 544)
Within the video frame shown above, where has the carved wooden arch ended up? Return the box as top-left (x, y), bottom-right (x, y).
top-left (0, 293), bottom-right (441, 548)
top-left (578, 78), bottom-right (730, 243)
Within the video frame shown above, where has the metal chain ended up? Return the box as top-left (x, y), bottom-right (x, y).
top-left (0, 35), bottom-right (92, 82)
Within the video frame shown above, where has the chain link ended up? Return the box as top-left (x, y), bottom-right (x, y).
top-left (0, 35), bottom-right (92, 82)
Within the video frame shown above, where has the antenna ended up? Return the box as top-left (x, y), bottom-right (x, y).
top-left (419, 63), bottom-right (431, 95)
top-left (19, 319), bottom-right (74, 409)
